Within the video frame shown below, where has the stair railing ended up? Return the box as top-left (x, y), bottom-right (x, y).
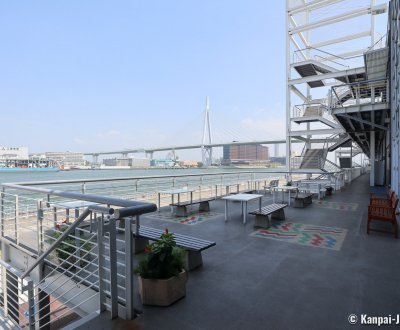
top-left (0, 183), bottom-right (157, 329)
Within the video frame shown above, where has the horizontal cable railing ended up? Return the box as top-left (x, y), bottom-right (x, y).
top-left (0, 183), bottom-right (158, 329)
top-left (329, 79), bottom-right (388, 110)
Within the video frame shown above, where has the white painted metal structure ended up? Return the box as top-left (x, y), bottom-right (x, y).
top-left (201, 96), bottom-right (213, 167)
top-left (286, 0), bottom-right (388, 175)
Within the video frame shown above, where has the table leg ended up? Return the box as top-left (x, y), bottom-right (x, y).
top-left (225, 200), bottom-right (228, 222)
top-left (241, 201), bottom-right (243, 215)
top-left (243, 202), bottom-right (247, 224)
top-left (273, 189), bottom-right (275, 203)
top-left (259, 197), bottom-right (262, 210)
top-left (288, 190), bottom-right (291, 206)
top-left (171, 195), bottom-right (174, 214)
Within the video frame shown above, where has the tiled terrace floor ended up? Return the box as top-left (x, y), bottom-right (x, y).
top-left (80, 174), bottom-right (400, 330)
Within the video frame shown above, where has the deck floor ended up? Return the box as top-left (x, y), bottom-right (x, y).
top-left (78, 174), bottom-right (400, 330)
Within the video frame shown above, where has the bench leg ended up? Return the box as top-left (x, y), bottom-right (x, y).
top-left (134, 236), bottom-right (149, 253)
top-left (271, 209), bottom-right (285, 221)
top-left (293, 199), bottom-right (305, 208)
top-left (199, 201), bottom-right (210, 212)
top-left (174, 205), bottom-right (187, 217)
top-left (305, 196), bottom-right (312, 205)
top-left (254, 215), bottom-right (271, 229)
top-left (186, 250), bottom-right (203, 270)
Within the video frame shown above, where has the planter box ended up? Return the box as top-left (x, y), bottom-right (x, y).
top-left (138, 270), bottom-right (187, 306)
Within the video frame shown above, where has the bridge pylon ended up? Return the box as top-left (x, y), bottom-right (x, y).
top-left (201, 96), bottom-right (212, 167)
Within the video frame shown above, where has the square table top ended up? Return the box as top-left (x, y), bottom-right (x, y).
top-left (222, 193), bottom-right (264, 202)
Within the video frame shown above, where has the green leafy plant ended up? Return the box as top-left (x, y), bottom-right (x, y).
top-left (51, 225), bottom-right (94, 266)
top-left (134, 229), bottom-right (185, 279)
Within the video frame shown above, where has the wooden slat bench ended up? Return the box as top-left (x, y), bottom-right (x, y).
top-left (367, 196), bottom-right (399, 238)
top-left (249, 203), bottom-right (287, 228)
top-left (134, 226), bottom-right (216, 270)
top-left (370, 190), bottom-right (395, 208)
top-left (170, 197), bottom-right (215, 216)
top-left (290, 193), bottom-right (313, 208)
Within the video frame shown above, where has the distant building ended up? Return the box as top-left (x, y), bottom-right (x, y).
top-left (222, 144), bottom-right (269, 165)
top-left (103, 158), bottom-right (150, 167)
top-left (151, 159), bottom-right (176, 167)
top-left (0, 147), bottom-right (28, 160)
top-left (179, 160), bottom-right (199, 168)
top-left (45, 152), bottom-right (85, 167)
top-left (269, 157), bottom-right (286, 165)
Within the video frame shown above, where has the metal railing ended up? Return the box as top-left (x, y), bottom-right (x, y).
top-left (0, 184), bottom-right (157, 329)
top-left (329, 79), bottom-right (388, 110)
top-left (292, 101), bottom-right (327, 118)
top-left (293, 47), bottom-right (351, 69)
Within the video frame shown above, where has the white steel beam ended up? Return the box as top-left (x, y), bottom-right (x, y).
top-left (289, 16), bottom-right (310, 48)
top-left (310, 30), bottom-right (372, 48)
top-left (290, 36), bottom-right (308, 61)
top-left (290, 85), bottom-right (308, 102)
top-left (288, 67), bottom-right (365, 85)
top-left (289, 128), bottom-right (344, 136)
top-left (289, 6), bottom-right (383, 35)
top-left (289, 0), bottom-right (345, 15)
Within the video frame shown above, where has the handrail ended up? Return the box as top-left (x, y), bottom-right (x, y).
top-left (0, 169), bottom-right (327, 188)
top-left (2, 183), bottom-right (157, 216)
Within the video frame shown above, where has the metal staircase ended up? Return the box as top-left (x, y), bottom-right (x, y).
top-left (0, 185), bottom-right (157, 329)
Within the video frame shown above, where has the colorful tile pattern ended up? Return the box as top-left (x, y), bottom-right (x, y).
top-left (146, 211), bottom-right (220, 225)
top-left (251, 222), bottom-right (347, 251)
top-left (314, 200), bottom-right (358, 211)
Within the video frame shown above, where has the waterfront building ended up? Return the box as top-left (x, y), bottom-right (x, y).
top-left (45, 151), bottom-right (85, 168)
top-left (0, 146), bottom-right (28, 160)
top-left (103, 157), bottom-right (151, 167)
top-left (222, 144), bottom-right (269, 165)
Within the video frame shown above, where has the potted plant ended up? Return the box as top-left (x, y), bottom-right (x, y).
top-left (326, 186), bottom-right (334, 196)
top-left (134, 229), bottom-right (187, 306)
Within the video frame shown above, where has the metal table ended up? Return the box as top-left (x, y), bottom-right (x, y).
top-left (157, 188), bottom-right (195, 213)
top-left (222, 193), bottom-right (263, 224)
top-left (272, 185), bottom-right (298, 206)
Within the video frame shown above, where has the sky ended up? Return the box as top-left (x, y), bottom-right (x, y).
top-left (0, 1), bottom-right (287, 160)
top-left (0, 1), bottom-right (388, 161)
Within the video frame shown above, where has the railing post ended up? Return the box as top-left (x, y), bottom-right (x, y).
top-left (14, 195), bottom-right (19, 245)
top-left (124, 217), bottom-right (134, 320)
top-left (371, 85), bottom-right (375, 104)
top-left (97, 215), bottom-right (106, 313)
top-left (108, 216), bottom-right (118, 319)
top-left (81, 182), bottom-right (86, 194)
top-left (37, 200), bottom-right (44, 254)
top-left (1, 187), bottom-right (4, 238)
top-left (27, 279), bottom-right (35, 330)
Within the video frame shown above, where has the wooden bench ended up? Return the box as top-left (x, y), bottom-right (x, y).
top-left (134, 226), bottom-right (216, 270)
top-left (367, 197), bottom-right (399, 238)
top-left (370, 190), bottom-right (396, 208)
top-left (290, 193), bottom-right (313, 208)
top-left (170, 197), bottom-right (215, 216)
top-left (249, 203), bottom-right (287, 228)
